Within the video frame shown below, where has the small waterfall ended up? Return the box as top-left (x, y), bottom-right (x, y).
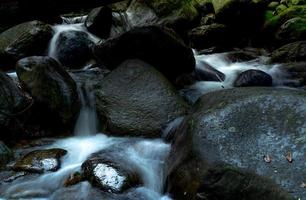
top-left (47, 22), bottom-right (100, 63)
top-left (61, 15), bottom-right (87, 24)
top-left (74, 82), bottom-right (98, 136)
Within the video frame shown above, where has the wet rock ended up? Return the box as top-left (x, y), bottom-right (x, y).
top-left (64, 172), bottom-right (83, 187)
top-left (0, 141), bottom-right (13, 169)
top-left (82, 150), bottom-right (140, 193)
top-left (188, 23), bottom-right (232, 49)
top-left (0, 72), bottom-right (31, 139)
top-left (195, 61), bottom-right (225, 82)
top-left (270, 41), bottom-right (306, 63)
top-left (55, 30), bottom-right (94, 68)
top-left (95, 59), bottom-right (188, 137)
top-left (0, 21), bottom-right (53, 69)
top-left (279, 62), bottom-right (306, 86)
top-left (234, 69), bottom-right (273, 87)
top-left (16, 56), bottom-right (80, 131)
top-left (167, 87), bottom-right (306, 199)
top-left (12, 148), bottom-right (67, 173)
top-left (93, 26), bottom-right (195, 82)
top-left (126, 0), bottom-right (200, 34)
top-left (85, 6), bottom-right (113, 39)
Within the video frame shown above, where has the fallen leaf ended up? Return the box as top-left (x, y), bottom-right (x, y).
top-left (286, 151), bottom-right (293, 163)
top-left (263, 155), bottom-right (272, 163)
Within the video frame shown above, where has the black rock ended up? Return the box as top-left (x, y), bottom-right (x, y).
top-left (85, 6), bottom-right (113, 39)
top-left (93, 26), bottom-right (195, 82)
top-left (55, 30), bottom-right (94, 68)
top-left (234, 69), bottom-right (273, 87)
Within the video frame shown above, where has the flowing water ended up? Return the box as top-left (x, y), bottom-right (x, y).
top-left (1, 78), bottom-right (172, 199)
top-left (3, 16), bottom-right (172, 197)
top-left (182, 51), bottom-right (288, 103)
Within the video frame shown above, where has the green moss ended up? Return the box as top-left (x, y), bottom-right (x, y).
top-left (264, 5), bottom-right (306, 31)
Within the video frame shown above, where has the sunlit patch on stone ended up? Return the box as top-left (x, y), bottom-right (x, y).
top-left (93, 163), bottom-right (126, 192)
top-left (40, 158), bottom-right (59, 171)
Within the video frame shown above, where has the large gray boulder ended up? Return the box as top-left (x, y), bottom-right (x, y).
top-left (167, 87), bottom-right (306, 199)
top-left (0, 21), bottom-right (53, 69)
top-left (95, 59), bottom-right (188, 137)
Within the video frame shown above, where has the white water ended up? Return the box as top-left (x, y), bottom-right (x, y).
top-left (47, 22), bottom-right (100, 63)
top-left (182, 51), bottom-right (288, 103)
top-left (3, 67), bottom-right (171, 199)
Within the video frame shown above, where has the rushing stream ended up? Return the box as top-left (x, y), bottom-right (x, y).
top-left (2, 76), bottom-right (172, 200)
top-left (1, 16), bottom-right (172, 199)
top-left (1, 12), bottom-right (298, 200)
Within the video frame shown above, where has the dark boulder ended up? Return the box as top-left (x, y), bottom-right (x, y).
top-left (0, 72), bottom-right (31, 139)
top-left (82, 149), bottom-right (140, 193)
top-left (126, 0), bottom-right (200, 35)
top-left (234, 69), bottom-right (273, 87)
top-left (85, 6), bottom-right (113, 39)
top-left (270, 41), bottom-right (306, 63)
top-left (188, 23), bottom-right (232, 49)
top-left (16, 56), bottom-right (80, 131)
top-left (0, 21), bottom-right (53, 69)
top-left (212, 0), bottom-right (267, 32)
top-left (95, 59), bottom-right (188, 137)
top-left (93, 26), bottom-right (195, 81)
top-left (167, 87), bottom-right (306, 199)
top-left (12, 148), bottom-right (67, 173)
top-left (55, 30), bottom-right (94, 68)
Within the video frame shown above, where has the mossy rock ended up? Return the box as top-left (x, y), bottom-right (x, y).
top-left (268, 1), bottom-right (280, 10)
top-left (264, 5), bottom-right (306, 31)
top-left (276, 17), bottom-right (306, 42)
top-left (276, 4), bottom-right (288, 14)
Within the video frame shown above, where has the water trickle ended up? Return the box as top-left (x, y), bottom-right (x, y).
top-left (74, 81), bottom-right (98, 136)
